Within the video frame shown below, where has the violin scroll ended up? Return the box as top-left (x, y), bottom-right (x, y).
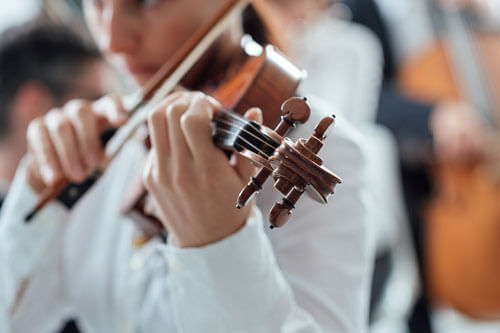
top-left (236, 97), bottom-right (311, 209)
top-left (236, 97), bottom-right (342, 228)
top-left (269, 115), bottom-right (342, 228)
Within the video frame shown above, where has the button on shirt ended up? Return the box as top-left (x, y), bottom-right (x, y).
top-left (0, 98), bottom-right (374, 333)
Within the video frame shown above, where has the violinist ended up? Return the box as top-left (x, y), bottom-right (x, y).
top-left (0, 1), bottom-right (373, 332)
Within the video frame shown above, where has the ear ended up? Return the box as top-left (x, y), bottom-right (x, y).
top-left (11, 81), bottom-right (54, 127)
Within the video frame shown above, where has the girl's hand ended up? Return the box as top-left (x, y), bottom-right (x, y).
top-left (26, 95), bottom-right (128, 192)
top-left (143, 91), bottom-right (262, 248)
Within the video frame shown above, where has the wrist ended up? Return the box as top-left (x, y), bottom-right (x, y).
top-left (172, 217), bottom-right (247, 249)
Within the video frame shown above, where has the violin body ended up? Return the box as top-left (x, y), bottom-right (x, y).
top-left (399, 33), bottom-right (500, 318)
top-left (212, 38), bottom-right (304, 127)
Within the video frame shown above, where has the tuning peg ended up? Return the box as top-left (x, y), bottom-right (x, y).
top-left (268, 115), bottom-right (342, 228)
top-left (236, 97), bottom-right (311, 209)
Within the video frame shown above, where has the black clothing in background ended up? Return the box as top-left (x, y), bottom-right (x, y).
top-left (378, 83), bottom-right (434, 161)
top-left (341, 0), bottom-right (435, 332)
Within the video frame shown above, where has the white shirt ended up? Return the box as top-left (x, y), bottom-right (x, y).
top-left (0, 99), bottom-right (374, 333)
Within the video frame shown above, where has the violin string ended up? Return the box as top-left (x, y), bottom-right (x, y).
top-left (214, 127), bottom-right (272, 159)
top-left (213, 116), bottom-right (278, 152)
top-left (217, 109), bottom-right (281, 145)
top-left (213, 120), bottom-right (274, 158)
top-left (218, 109), bottom-right (262, 131)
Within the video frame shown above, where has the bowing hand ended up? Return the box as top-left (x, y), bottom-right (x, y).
top-left (26, 95), bottom-right (128, 193)
top-left (143, 91), bottom-right (262, 248)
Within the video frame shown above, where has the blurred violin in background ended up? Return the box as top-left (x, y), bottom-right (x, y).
top-left (398, 0), bottom-right (500, 319)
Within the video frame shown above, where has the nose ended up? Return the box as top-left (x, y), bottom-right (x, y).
top-left (99, 5), bottom-right (139, 55)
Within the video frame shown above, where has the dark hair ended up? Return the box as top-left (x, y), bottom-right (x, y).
top-left (0, 19), bottom-right (101, 139)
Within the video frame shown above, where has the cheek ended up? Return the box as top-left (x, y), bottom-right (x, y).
top-left (142, 14), bottom-right (201, 62)
top-left (143, 0), bottom-right (226, 58)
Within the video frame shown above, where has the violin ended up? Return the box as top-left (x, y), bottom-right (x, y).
top-left (25, 0), bottom-right (341, 228)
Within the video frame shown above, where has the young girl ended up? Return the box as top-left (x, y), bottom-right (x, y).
top-left (1, 1), bottom-right (373, 332)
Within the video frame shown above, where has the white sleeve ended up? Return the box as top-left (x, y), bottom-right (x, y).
top-left (0, 160), bottom-right (68, 327)
top-left (122, 208), bottom-right (317, 333)
top-left (165, 207), bottom-right (323, 333)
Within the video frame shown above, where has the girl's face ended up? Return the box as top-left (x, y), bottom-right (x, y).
top-left (83, 0), bottom-right (226, 86)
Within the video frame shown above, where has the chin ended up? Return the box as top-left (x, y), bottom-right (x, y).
top-left (131, 73), bottom-right (154, 87)
top-left (108, 60), bottom-right (154, 89)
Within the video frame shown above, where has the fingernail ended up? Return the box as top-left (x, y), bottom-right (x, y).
top-left (41, 166), bottom-right (55, 184)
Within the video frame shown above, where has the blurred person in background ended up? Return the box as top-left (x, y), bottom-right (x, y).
top-left (343, 0), bottom-right (500, 332)
top-left (0, 1), bottom-right (373, 333)
top-left (0, 18), bottom-right (110, 333)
